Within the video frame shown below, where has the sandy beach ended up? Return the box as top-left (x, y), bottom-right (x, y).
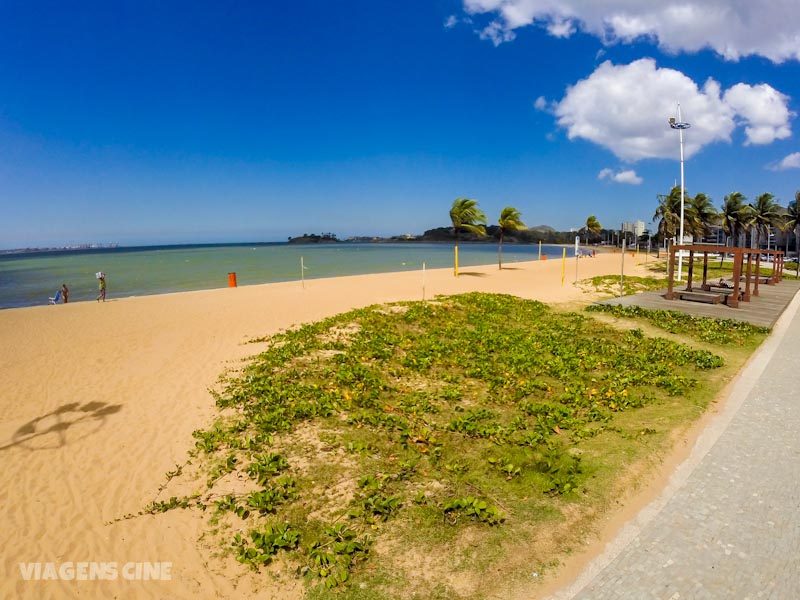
top-left (0, 253), bottom-right (654, 599)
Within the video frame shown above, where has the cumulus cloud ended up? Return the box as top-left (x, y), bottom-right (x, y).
top-left (462, 0), bottom-right (800, 62)
top-left (444, 15), bottom-right (459, 29)
top-left (769, 152), bottom-right (800, 171)
top-left (723, 84), bottom-right (793, 145)
top-left (550, 58), bottom-right (792, 161)
top-left (598, 168), bottom-right (643, 184)
top-left (533, 96), bottom-right (548, 110)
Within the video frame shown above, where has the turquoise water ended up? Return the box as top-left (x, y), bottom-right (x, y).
top-left (0, 242), bottom-right (569, 309)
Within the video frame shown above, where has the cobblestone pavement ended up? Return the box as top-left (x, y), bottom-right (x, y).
top-left (566, 295), bottom-right (800, 600)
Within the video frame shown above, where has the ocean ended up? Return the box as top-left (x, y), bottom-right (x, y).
top-left (0, 242), bottom-right (571, 309)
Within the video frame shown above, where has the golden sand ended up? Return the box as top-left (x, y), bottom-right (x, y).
top-left (0, 252), bottom-right (653, 599)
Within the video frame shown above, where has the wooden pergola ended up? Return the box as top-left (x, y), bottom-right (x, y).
top-left (665, 244), bottom-right (785, 308)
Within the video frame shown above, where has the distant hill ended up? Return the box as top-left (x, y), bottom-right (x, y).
top-left (287, 233), bottom-right (339, 244)
top-left (419, 225), bottom-right (575, 244)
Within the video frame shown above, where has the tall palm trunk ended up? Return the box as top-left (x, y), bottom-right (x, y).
top-left (498, 229), bottom-right (504, 269)
top-left (796, 225), bottom-right (800, 276)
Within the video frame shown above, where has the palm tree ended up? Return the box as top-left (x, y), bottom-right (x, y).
top-left (748, 193), bottom-right (782, 252)
top-left (449, 197), bottom-right (487, 274)
top-left (497, 206), bottom-right (526, 269)
top-left (786, 192), bottom-right (799, 276)
top-left (653, 186), bottom-right (682, 247)
top-left (687, 193), bottom-right (717, 242)
top-left (720, 192), bottom-right (747, 247)
top-left (718, 192), bottom-right (747, 266)
top-left (584, 215), bottom-right (602, 244)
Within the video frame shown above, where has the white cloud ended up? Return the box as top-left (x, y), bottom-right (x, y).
top-left (598, 168), bottom-right (643, 184)
top-left (533, 96), bottom-right (548, 110)
top-left (479, 20), bottom-right (516, 44)
top-left (723, 84), bottom-right (793, 145)
top-left (769, 152), bottom-right (800, 171)
top-left (551, 58), bottom-right (792, 161)
top-left (444, 15), bottom-right (459, 29)
top-left (462, 0), bottom-right (800, 62)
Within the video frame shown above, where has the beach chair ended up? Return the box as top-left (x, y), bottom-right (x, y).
top-left (48, 289), bottom-right (62, 305)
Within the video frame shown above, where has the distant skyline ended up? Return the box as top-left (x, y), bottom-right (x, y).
top-left (2, 1), bottom-right (799, 249)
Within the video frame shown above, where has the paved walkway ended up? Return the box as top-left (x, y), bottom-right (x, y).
top-left (559, 291), bottom-right (800, 600)
top-left (600, 280), bottom-right (800, 328)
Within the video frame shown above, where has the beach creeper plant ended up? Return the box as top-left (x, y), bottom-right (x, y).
top-left (143, 292), bottom-right (762, 596)
top-left (586, 304), bottom-right (769, 346)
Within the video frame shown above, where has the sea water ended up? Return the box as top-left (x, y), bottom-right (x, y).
top-left (0, 242), bottom-right (569, 309)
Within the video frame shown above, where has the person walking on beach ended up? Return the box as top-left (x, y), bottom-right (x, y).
top-left (96, 274), bottom-right (107, 302)
top-left (61, 283), bottom-right (69, 303)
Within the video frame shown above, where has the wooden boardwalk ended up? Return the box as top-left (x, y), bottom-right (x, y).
top-left (598, 279), bottom-right (800, 328)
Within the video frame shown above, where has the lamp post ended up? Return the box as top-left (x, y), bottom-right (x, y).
top-left (669, 105), bottom-right (691, 281)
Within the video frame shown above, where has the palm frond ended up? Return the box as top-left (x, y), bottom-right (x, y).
top-left (498, 206), bottom-right (526, 232)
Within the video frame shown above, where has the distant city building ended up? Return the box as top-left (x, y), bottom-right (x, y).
top-left (622, 220), bottom-right (646, 238)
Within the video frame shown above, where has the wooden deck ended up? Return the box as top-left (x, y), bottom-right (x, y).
top-left (598, 279), bottom-right (800, 328)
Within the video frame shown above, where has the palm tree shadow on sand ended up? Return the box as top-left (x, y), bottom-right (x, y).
top-left (1, 401), bottom-right (123, 452)
top-left (457, 271), bottom-right (489, 277)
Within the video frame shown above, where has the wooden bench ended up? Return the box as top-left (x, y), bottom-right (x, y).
top-left (701, 284), bottom-right (744, 299)
top-left (678, 290), bottom-right (724, 304)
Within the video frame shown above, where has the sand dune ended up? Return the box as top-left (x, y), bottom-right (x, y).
top-left (0, 253), bottom-right (654, 598)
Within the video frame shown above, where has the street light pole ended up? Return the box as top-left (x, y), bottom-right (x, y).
top-left (669, 105), bottom-right (691, 282)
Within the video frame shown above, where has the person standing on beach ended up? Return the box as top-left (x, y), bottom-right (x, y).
top-left (61, 283), bottom-right (69, 303)
top-left (97, 275), bottom-right (106, 302)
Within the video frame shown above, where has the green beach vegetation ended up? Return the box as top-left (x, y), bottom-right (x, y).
top-left (579, 274), bottom-right (667, 297)
top-left (144, 293), bottom-right (766, 598)
top-left (586, 304), bottom-right (769, 345)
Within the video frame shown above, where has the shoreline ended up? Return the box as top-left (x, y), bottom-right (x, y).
top-left (1, 254), bottom-right (656, 599)
top-left (0, 249), bottom-right (625, 312)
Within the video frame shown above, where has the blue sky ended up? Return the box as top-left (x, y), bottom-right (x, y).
top-left (1, 0), bottom-right (799, 248)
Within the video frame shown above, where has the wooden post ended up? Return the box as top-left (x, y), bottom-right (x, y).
top-left (702, 252), bottom-right (709, 288)
top-left (744, 251), bottom-right (753, 302)
top-left (666, 242), bottom-right (676, 300)
top-left (730, 249), bottom-right (742, 308)
top-left (686, 250), bottom-right (695, 291)
top-left (754, 251), bottom-right (761, 297)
